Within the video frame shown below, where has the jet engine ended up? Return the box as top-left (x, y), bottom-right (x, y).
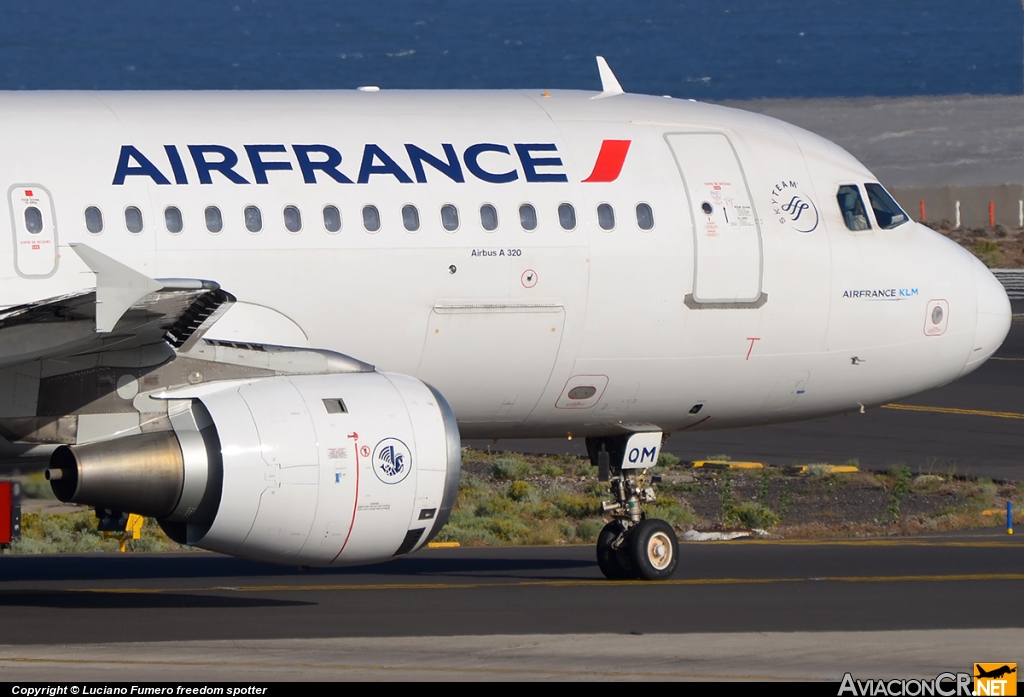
top-left (47, 372), bottom-right (461, 565)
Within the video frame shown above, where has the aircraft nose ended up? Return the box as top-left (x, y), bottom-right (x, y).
top-left (963, 258), bottom-right (1012, 373)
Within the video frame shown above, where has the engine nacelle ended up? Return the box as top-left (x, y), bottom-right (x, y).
top-left (47, 372), bottom-right (461, 566)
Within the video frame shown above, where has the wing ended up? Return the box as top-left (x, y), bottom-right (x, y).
top-left (0, 244), bottom-right (233, 370)
top-left (0, 244), bottom-right (373, 452)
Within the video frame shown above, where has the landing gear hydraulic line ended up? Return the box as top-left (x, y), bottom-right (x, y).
top-left (586, 432), bottom-right (679, 581)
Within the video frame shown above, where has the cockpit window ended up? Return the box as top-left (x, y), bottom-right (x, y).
top-left (836, 185), bottom-right (871, 231)
top-left (865, 183), bottom-right (908, 230)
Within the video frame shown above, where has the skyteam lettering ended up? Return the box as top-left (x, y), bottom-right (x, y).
top-left (113, 142), bottom-right (570, 186)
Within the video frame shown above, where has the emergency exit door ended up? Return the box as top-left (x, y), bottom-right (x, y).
top-left (666, 133), bottom-right (763, 304)
top-left (8, 184), bottom-right (58, 278)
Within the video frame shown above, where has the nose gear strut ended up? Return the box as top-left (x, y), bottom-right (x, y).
top-left (586, 432), bottom-right (679, 581)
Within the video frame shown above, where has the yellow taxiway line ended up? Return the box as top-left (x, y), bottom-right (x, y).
top-left (29, 570), bottom-right (1024, 596)
top-left (881, 403), bottom-right (1024, 420)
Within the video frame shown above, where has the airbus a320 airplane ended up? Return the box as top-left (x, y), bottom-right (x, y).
top-left (0, 59), bottom-right (1010, 580)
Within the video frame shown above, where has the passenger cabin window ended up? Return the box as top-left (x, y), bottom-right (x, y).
top-left (558, 203), bottom-right (576, 231)
top-left (24, 207), bottom-right (42, 234)
top-left (837, 185), bottom-right (871, 231)
top-left (164, 206), bottom-right (183, 234)
top-left (323, 205), bottom-right (342, 233)
top-left (402, 204), bottom-right (420, 232)
top-left (124, 207), bottom-right (144, 234)
top-left (441, 204), bottom-right (459, 232)
top-left (865, 183), bottom-right (908, 230)
top-left (636, 203), bottom-right (654, 231)
top-left (363, 205), bottom-right (381, 232)
top-left (85, 207), bottom-right (103, 234)
top-left (244, 206), bottom-right (263, 233)
top-left (597, 203), bottom-right (615, 231)
top-left (480, 204), bottom-right (498, 232)
top-left (519, 203), bottom-right (537, 231)
top-left (284, 206), bottom-right (302, 233)
top-left (205, 206), bottom-right (223, 233)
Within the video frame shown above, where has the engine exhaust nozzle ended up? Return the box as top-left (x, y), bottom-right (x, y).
top-left (47, 431), bottom-right (186, 519)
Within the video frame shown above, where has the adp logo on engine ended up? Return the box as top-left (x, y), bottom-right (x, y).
top-left (372, 438), bottom-right (412, 485)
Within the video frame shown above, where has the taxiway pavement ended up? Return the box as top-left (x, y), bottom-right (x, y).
top-left (1, 532), bottom-right (1022, 679)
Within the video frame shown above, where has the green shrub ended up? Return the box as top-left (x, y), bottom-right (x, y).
top-left (657, 452), bottom-right (681, 468)
top-left (507, 480), bottom-right (537, 503)
top-left (486, 516), bottom-right (529, 542)
top-left (886, 464), bottom-right (912, 521)
top-left (433, 511), bottom-right (502, 546)
top-left (524, 520), bottom-right (572, 545)
top-left (719, 469), bottom-right (736, 522)
top-left (973, 240), bottom-right (1003, 267)
top-left (645, 502), bottom-right (696, 528)
top-left (491, 457), bottom-right (532, 481)
top-left (11, 511), bottom-right (186, 554)
top-left (575, 519), bottom-right (605, 542)
top-left (538, 463), bottom-right (564, 477)
top-left (474, 493), bottom-right (523, 517)
top-left (731, 502), bottom-right (779, 529)
top-left (551, 492), bottom-right (601, 518)
top-left (976, 477), bottom-right (998, 496)
top-left (19, 472), bottom-right (55, 500)
top-left (455, 475), bottom-right (494, 509)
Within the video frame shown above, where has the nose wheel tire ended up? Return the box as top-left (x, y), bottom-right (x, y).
top-left (596, 521), bottom-right (635, 580)
top-left (628, 519), bottom-right (679, 580)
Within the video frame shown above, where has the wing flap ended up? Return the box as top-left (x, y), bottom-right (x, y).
top-left (0, 245), bottom-right (234, 368)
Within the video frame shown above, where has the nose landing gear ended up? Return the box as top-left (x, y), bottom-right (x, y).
top-left (587, 433), bottom-right (679, 581)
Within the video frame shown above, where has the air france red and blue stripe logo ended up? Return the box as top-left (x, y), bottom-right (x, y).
top-left (112, 140), bottom-right (631, 186)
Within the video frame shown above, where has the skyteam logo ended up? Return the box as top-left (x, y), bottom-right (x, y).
top-left (372, 438), bottom-right (412, 485)
top-left (771, 180), bottom-right (819, 233)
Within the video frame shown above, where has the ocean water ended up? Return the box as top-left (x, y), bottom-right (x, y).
top-left (0, 0), bottom-right (1020, 99)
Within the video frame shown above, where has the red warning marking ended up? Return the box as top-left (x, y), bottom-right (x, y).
top-left (746, 337), bottom-right (761, 361)
top-left (582, 139), bottom-right (631, 183)
top-left (360, 445), bottom-right (371, 458)
top-left (333, 432), bottom-right (363, 564)
top-left (24, 190), bottom-right (33, 197)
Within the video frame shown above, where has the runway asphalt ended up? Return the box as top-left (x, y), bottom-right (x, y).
top-left (470, 306), bottom-right (1024, 481)
top-left (1, 531), bottom-right (1022, 679)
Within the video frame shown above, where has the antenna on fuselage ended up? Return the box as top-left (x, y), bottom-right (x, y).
top-left (593, 56), bottom-right (624, 99)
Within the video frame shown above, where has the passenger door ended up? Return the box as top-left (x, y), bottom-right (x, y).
top-left (665, 133), bottom-right (763, 305)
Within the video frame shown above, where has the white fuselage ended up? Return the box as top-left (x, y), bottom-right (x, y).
top-left (0, 89), bottom-right (1011, 439)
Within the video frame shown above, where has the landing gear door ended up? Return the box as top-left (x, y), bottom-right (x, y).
top-left (665, 133), bottom-right (763, 305)
top-left (8, 184), bottom-right (58, 278)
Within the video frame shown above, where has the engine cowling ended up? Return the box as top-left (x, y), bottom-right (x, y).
top-left (47, 372), bottom-right (461, 566)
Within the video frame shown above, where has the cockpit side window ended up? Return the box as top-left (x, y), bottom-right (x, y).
top-left (865, 183), bottom-right (908, 230)
top-left (836, 185), bottom-right (871, 231)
